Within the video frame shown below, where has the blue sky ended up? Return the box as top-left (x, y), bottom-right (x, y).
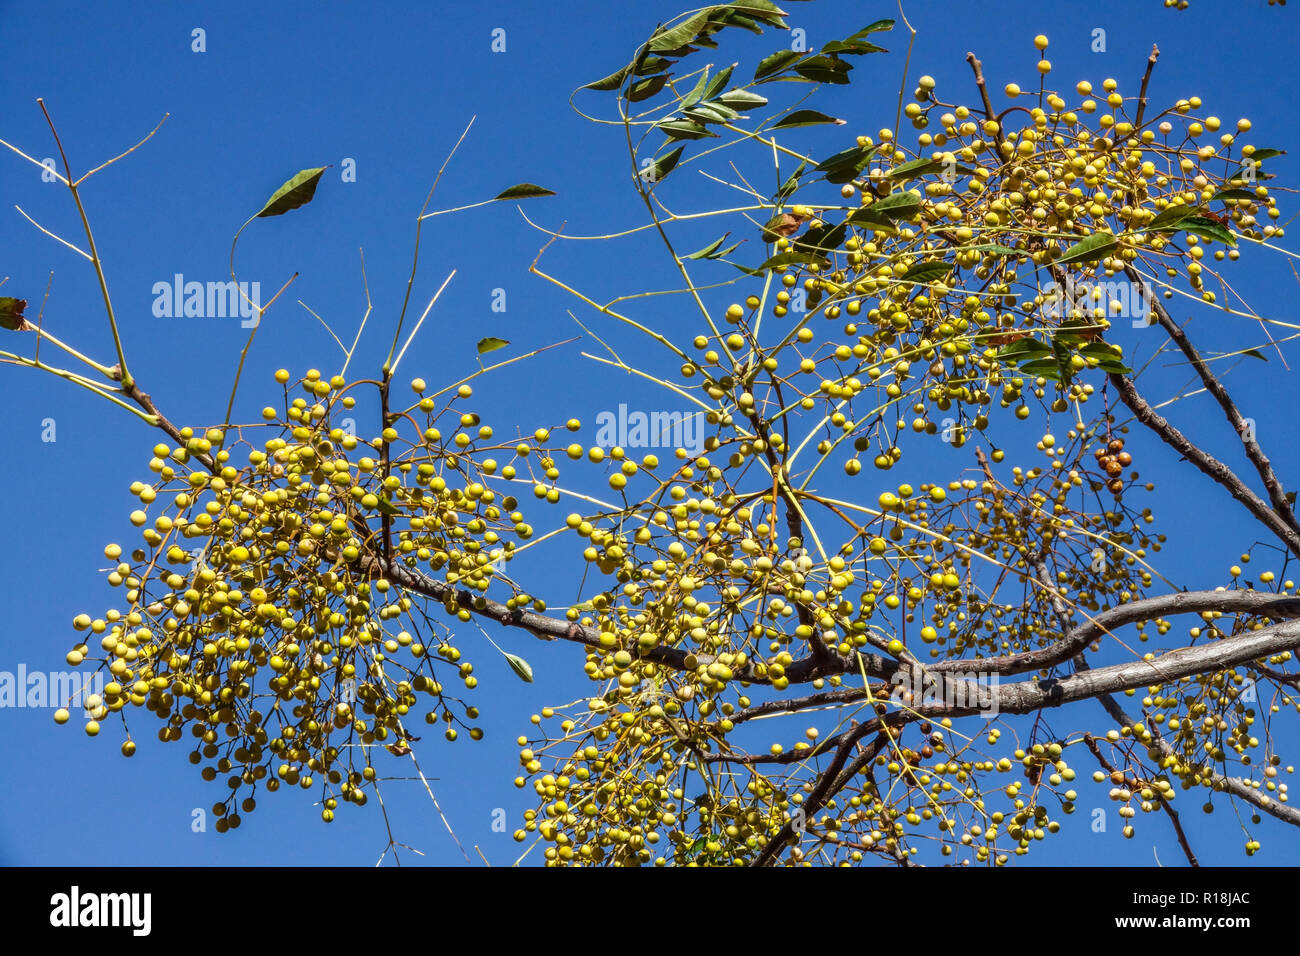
top-left (1, 0), bottom-right (1297, 866)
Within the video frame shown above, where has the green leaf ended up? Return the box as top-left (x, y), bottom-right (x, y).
top-left (868, 189), bottom-right (923, 219)
top-left (376, 496), bottom-right (401, 516)
top-left (771, 109), bottom-right (845, 130)
top-left (1242, 348), bottom-right (1268, 361)
top-left (965, 243), bottom-right (1022, 256)
top-left (493, 183), bottom-right (556, 201)
top-left (700, 64), bottom-right (735, 101)
top-left (1074, 341), bottom-right (1129, 373)
top-left (885, 157), bottom-right (941, 181)
top-left (1017, 358), bottom-right (1063, 380)
top-left (649, 9), bottom-right (713, 52)
top-left (1079, 341), bottom-right (1124, 360)
top-left (755, 250), bottom-right (828, 272)
top-left (658, 118), bottom-right (718, 141)
top-left (1211, 188), bottom-right (1255, 201)
top-left (634, 56), bottom-right (672, 76)
top-left (716, 88), bottom-right (768, 108)
top-left (845, 207), bottom-right (894, 231)
top-left (997, 338), bottom-right (1051, 361)
top-left (754, 49), bottom-right (802, 80)
top-left (730, 0), bottom-right (789, 16)
top-left (716, 10), bottom-right (764, 34)
top-left (680, 69), bottom-right (712, 110)
top-left (814, 143), bottom-right (877, 184)
top-left (504, 652), bottom-right (535, 683)
top-left (684, 101), bottom-right (740, 123)
top-left (792, 55), bottom-right (852, 84)
top-left (0, 297), bottom-right (29, 331)
top-left (794, 220), bottom-right (847, 257)
top-left (900, 260), bottom-right (952, 284)
top-left (584, 63), bottom-right (634, 91)
top-left (1148, 204), bottom-right (1197, 229)
top-left (628, 74), bottom-right (669, 102)
top-left (849, 18), bottom-right (895, 38)
top-left (477, 337), bottom-right (510, 354)
top-left (1177, 216), bottom-right (1236, 247)
top-left (1092, 359), bottom-right (1132, 374)
top-left (646, 145), bottom-right (685, 182)
top-left (775, 159), bottom-right (807, 202)
top-left (1250, 148), bottom-right (1286, 162)
top-left (1056, 232), bottom-right (1117, 265)
top-left (819, 39), bottom-right (887, 55)
top-left (684, 233), bottom-right (732, 259)
top-left (256, 167), bottom-right (327, 218)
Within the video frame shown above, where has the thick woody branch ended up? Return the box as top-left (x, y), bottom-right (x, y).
top-left (951, 587), bottom-right (1300, 677)
top-left (1124, 264), bottom-right (1300, 541)
top-left (1109, 371), bottom-right (1300, 558)
top-left (373, 557), bottom-right (773, 683)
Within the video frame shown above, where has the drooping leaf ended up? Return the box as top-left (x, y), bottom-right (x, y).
top-left (774, 159), bottom-right (807, 202)
top-left (814, 143), bottom-right (877, 184)
top-left (1056, 232), bottom-right (1117, 266)
top-left (256, 167), bottom-right (327, 218)
top-left (628, 74), bottom-right (670, 102)
top-left (584, 63), bottom-right (634, 91)
top-left (1148, 203), bottom-right (1197, 229)
top-left (794, 220), bottom-right (847, 257)
top-left (684, 233), bottom-right (733, 259)
top-left (753, 49), bottom-right (803, 80)
top-left (771, 109), bottom-right (844, 130)
top-left (646, 145), bottom-right (685, 182)
top-left (0, 297), bottom-right (29, 331)
top-left (504, 652), bottom-right (535, 683)
top-left (634, 55), bottom-right (672, 76)
top-left (493, 183), bottom-right (556, 201)
top-left (1242, 348), bottom-right (1268, 361)
top-left (477, 337), bottom-right (510, 354)
top-left (376, 496), bottom-right (401, 516)
top-left (1176, 216), bottom-right (1236, 247)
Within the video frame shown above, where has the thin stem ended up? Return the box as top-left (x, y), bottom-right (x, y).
top-left (38, 99), bottom-right (131, 387)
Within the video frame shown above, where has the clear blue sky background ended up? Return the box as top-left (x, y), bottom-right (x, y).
top-left (1, 0), bottom-right (1297, 866)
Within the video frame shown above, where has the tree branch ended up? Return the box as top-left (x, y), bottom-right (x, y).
top-left (1124, 264), bottom-right (1300, 541)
